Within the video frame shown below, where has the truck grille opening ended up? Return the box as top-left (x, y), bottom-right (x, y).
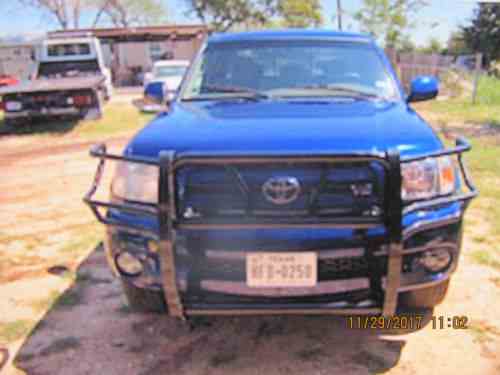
top-left (176, 162), bottom-right (385, 220)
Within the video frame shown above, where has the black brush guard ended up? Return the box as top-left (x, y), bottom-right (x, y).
top-left (83, 138), bottom-right (477, 319)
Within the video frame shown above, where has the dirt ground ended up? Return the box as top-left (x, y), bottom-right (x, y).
top-left (1, 99), bottom-right (500, 375)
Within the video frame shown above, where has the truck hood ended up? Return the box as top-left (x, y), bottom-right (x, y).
top-left (126, 99), bottom-right (443, 158)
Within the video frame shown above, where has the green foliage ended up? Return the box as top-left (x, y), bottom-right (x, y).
top-left (278, 0), bottom-right (323, 28)
top-left (184, 0), bottom-right (322, 31)
top-left (184, 0), bottom-right (278, 32)
top-left (99, 0), bottom-right (168, 27)
top-left (446, 31), bottom-right (470, 56)
top-left (476, 75), bottom-right (500, 105)
top-left (354, 0), bottom-right (426, 49)
top-left (461, 3), bottom-right (500, 66)
top-left (0, 320), bottom-right (34, 343)
top-left (399, 36), bottom-right (416, 53)
top-left (419, 37), bottom-right (443, 54)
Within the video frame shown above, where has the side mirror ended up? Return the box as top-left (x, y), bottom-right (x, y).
top-left (407, 76), bottom-right (439, 103)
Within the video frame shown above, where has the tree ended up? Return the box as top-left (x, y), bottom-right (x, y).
top-left (18, 0), bottom-right (89, 29)
top-left (461, 3), bottom-right (500, 66)
top-left (17, 0), bottom-right (167, 29)
top-left (184, 0), bottom-right (278, 32)
top-left (101, 0), bottom-right (168, 27)
top-left (354, 0), bottom-right (427, 49)
top-left (445, 31), bottom-right (469, 56)
top-left (399, 36), bottom-right (415, 53)
top-left (419, 37), bottom-right (442, 54)
top-left (279, 0), bottom-right (322, 28)
top-left (184, 0), bottom-right (322, 31)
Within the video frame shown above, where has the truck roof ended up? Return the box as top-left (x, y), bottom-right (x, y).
top-left (42, 37), bottom-right (98, 45)
top-left (208, 29), bottom-right (373, 44)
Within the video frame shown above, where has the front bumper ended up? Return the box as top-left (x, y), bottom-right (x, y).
top-left (84, 138), bottom-right (477, 319)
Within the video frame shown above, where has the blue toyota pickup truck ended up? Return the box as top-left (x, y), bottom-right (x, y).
top-left (85, 30), bottom-right (477, 320)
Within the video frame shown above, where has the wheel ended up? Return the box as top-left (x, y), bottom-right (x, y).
top-left (399, 280), bottom-right (450, 309)
top-left (121, 279), bottom-right (166, 313)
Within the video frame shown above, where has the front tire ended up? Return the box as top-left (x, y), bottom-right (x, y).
top-left (121, 279), bottom-right (167, 313)
top-left (399, 280), bottom-right (450, 309)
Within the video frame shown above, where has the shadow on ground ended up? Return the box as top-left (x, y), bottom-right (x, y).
top-left (0, 117), bottom-right (79, 136)
top-left (12, 244), bottom-right (424, 375)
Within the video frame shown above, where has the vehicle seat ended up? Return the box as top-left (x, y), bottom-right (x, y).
top-left (229, 57), bottom-right (262, 89)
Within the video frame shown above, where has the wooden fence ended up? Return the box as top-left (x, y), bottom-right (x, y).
top-left (385, 49), bottom-right (483, 101)
top-left (385, 49), bottom-right (455, 89)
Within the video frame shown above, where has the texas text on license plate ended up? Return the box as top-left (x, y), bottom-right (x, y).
top-left (246, 252), bottom-right (317, 287)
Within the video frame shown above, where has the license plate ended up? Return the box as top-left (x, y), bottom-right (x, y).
top-left (246, 252), bottom-right (317, 287)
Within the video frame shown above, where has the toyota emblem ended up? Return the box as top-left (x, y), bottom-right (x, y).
top-left (262, 176), bottom-right (301, 205)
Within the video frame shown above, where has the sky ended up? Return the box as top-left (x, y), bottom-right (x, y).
top-left (0, 0), bottom-right (479, 47)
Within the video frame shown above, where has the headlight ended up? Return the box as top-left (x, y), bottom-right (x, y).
top-left (414, 249), bottom-right (452, 273)
top-left (111, 161), bottom-right (158, 203)
top-left (401, 157), bottom-right (456, 201)
top-left (115, 251), bottom-right (143, 276)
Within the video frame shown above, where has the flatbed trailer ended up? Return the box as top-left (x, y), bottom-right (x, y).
top-left (0, 76), bottom-right (106, 124)
top-left (0, 35), bottom-right (112, 125)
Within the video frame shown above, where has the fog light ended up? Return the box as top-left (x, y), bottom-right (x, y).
top-left (115, 252), bottom-right (143, 277)
top-left (147, 240), bottom-right (159, 253)
top-left (418, 249), bottom-right (452, 273)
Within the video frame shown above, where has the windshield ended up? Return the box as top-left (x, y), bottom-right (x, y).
top-left (154, 65), bottom-right (187, 78)
top-left (182, 41), bottom-right (399, 101)
top-left (38, 60), bottom-right (99, 79)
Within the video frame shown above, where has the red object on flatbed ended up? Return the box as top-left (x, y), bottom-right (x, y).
top-left (0, 75), bottom-right (19, 87)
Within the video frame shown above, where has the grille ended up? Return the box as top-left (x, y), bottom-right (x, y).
top-left (176, 162), bottom-right (385, 220)
top-left (319, 257), bottom-right (369, 278)
top-left (202, 255), bottom-right (373, 281)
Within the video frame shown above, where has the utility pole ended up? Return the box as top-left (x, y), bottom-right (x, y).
top-left (336, 0), bottom-right (343, 30)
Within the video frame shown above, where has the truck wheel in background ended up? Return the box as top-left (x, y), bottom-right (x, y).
top-left (120, 279), bottom-right (167, 313)
top-left (399, 280), bottom-right (450, 308)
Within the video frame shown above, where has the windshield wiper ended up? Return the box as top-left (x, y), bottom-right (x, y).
top-left (295, 84), bottom-right (384, 100)
top-left (198, 84), bottom-right (271, 100)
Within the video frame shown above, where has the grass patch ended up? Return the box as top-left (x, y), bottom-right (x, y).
top-left (414, 75), bottom-right (500, 126)
top-left (58, 224), bottom-right (102, 256)
top-left (477, 75), bottom-right (500, 105)
top-left (0, 103), bottom-right (154, 139)
top-left (28, 291), bottom-right (60, 314)
top-left (415, 100), bottom-right (500, 126)
top-left (57, 287), bottom-right (86, 308)
top-left (28, 270), bottom-right (110, 314)
top-left (461, 138), bottom-right (500, 270)
top-left (467, 139), bottom-right (500, 233)
top-left (470, 250), bottom-right (500, 271)
top-left (0, 320), bottom-right (34, 343)
top-left (73, 104), bottom-right (154, 139)
top-left (468, 321), bottom-right (500, 344)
